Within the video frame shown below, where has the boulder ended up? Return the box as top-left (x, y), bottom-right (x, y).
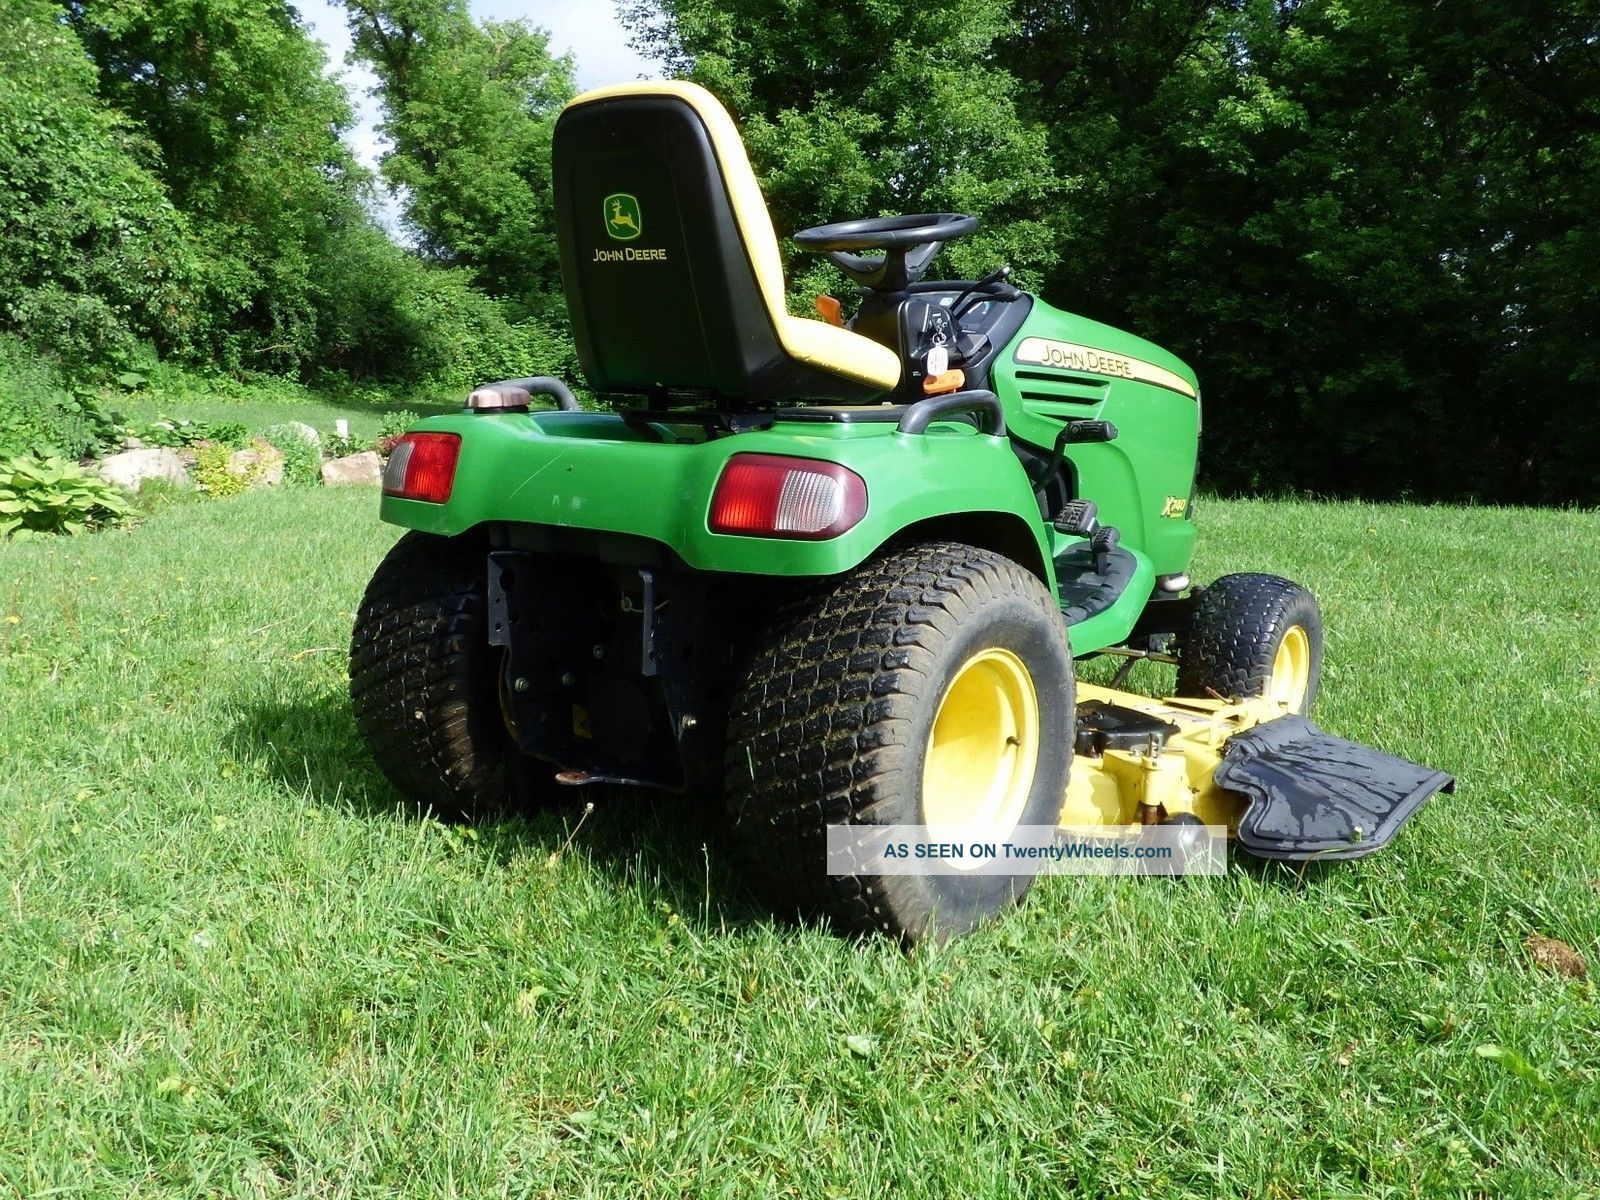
top-left (283, 420), bottom-right (320, 447)
top-left (228, 444), bottom-right (285, 488)
top-left (322, 450), bottom-right (383, 487)
top-left (98, 448), bottom-right (188, 490)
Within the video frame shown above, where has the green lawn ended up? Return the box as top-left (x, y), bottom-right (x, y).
top-left (112, 381), bottom-right (463, 444)
top-left (2, 490), bottom-right (1598, 1197)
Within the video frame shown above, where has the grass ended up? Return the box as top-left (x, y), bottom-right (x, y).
top-left (110, 377), bottom-right (462, 445)
top-left (2, 490), bottom-right (1598, 1197)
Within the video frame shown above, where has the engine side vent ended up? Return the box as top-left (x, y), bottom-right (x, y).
top-left (1013, 368), bottom-right (1110, 407)
top-left (1015, 369), bottom-right (1109, 390)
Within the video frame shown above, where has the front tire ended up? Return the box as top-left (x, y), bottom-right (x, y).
top-left (725, 541), bottom-right (1075, 944)
top-left (1176, 573), bottom-right (1323, 714)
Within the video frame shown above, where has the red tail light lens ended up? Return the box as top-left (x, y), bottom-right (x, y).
top-left (382, 432), bottom-right (461, 504)
top-left (709, 453), bottom-right (868, 539)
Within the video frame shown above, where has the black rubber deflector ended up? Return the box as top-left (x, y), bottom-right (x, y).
top-left (1215, 716), bottom-right (1455, 861)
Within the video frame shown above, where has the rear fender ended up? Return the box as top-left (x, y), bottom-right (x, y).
top-left (381, 410), bottom-right (1057, 589)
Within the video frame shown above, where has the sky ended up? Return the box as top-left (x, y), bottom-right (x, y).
top-left (296, 0), bottom-right (658, 185)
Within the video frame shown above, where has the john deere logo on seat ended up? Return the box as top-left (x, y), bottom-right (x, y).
top-left (603, 193), bottom-right (641, 241)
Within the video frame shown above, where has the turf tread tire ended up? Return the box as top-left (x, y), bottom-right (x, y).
top-left (1175, 572), bottom-right (1322, 714)
top-left (724, 541), bottom-right (1074, 944)
top-left (349, 531), bottom-right (510, 817)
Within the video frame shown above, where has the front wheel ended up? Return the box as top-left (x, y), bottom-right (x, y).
top-left (1175, 573), bottom-right (1323, 714)
top-left (725, 541), bottom-right (1075, 944)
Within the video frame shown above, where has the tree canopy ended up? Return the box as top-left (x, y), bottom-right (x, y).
top-left (628, 0), bottom-right (1600, 504)
top-left (2, 0), bottom-right (1594, 503)
top-left (344, 0), bottom-right (575, 310)
top-left (0, 0), bottom-right (194, 369)
top-left (0, 0), bottom-right (576, 387)
top-left (62, 0), bottom-right (390, 373)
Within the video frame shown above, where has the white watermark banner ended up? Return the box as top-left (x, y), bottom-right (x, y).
top-left (825, 823), bottom-right (1227, 877)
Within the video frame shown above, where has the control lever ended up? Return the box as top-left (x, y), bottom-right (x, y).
top-left (1063, 419), bottom-right (1118, 444)
top-left (1091, 526), bottom-right (1121, 576)
top-left (950, 265), bottom-right (1013, 322)
top-left (1029, 419), bottom-right (1121, 488)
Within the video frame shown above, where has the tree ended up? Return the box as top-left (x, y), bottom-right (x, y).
top-left (0, 0), bottom-right (196, 369)
top-left (623, 0), bottom-right (1064, 296)
top-left (65, 0), bottom-right (396, 373)
top-left (627, 0), bottom-right (1600, 504)
top-left (344, 0), bottom-right (576, 311)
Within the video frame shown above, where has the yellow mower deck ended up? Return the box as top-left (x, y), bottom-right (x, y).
top-left (1061, 684), bottom-right (1455, 861)
top-left (1060, 684), bottom-right (1284, 832)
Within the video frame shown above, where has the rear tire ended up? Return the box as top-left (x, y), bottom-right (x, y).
top-left (349, 531), bottom-right (550, 817)
top-left (1176, 573), bottom-right (1322, 714)
top-left (725, 541), bottom-right (1075, 944)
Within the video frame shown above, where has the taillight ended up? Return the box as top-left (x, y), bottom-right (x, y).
top-left (382, 433), bottom-right (461, 504)
top-left (709, 453), bottom-right (868, 539)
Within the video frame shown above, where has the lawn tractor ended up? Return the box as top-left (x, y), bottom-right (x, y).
top-left (349, 82), bottom-right (1453, 943)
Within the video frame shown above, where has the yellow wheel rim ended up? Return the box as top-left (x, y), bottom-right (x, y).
top-left (921, 648), bottom-right (1040, 851)
top-left (1267, 624), bottom-right (1312, 712)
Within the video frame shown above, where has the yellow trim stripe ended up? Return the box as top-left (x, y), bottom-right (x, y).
top-left (1014, 336), bottom-right (1197, 399)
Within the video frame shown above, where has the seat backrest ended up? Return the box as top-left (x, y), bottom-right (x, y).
top-left (551, 82), bottom-right (886, 404)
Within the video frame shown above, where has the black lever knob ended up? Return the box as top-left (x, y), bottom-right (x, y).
top-left (1063, 419), bottom-right (1119, 444)
top-left (1091, 525), bottom-right (1121, 576)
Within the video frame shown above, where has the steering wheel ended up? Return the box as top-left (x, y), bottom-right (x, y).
top-left (792, 213), bottom-right (979, 291)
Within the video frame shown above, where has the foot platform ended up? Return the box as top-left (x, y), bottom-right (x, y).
top-left (1054, 539), bottom-right (1136, 625)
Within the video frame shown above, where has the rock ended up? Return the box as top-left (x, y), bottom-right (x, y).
top-left (228, 444), bottom-right (285, 488)
top-left (285, 420), bottom-right (320, 447)
top-left (98, 447), bottom-right (188, 490)
top-left (123, 436), bottom-right (145, 450)
top-left (322, 450), bottom-right (383, 487)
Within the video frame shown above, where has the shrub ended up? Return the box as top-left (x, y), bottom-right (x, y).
top-left (192, 441), bottom-right (284, 499)
top-left (0, 2), bottom-right (197, 373)
top-left (137, 359), bottom-right (248, 409)
top-left (373, 409), bottom-right (421, 456)
top-left (191, 444), bottom-right (250, 498)
top-left (123, 415), bottom-right (250, 450)
top-left (377, 410), bottom-right (421, 441)
top-left (9, 285), bottom-right (140, 377)
top-left (324, 432), bottom-right (359, 459)
top-left (394, 268), bottom-right (582, 392)
top-left (0, 455), bottom-right (134, 538)
top-left (0, 337), bottom-right (120, 460)
top-left (204, 421), bottom-right (251, 448)
top-left (261, 425), bottom-right (322, 487)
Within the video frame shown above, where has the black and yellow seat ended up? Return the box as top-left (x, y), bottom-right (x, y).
top-left (551, 82), bottom-right (902, 405)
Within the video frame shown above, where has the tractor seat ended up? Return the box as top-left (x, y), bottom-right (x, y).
top-left (552, 82), bottom-right (901, 404)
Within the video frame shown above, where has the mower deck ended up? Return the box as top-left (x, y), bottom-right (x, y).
top-left (1061, 684), bottom-right (1452, 861)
